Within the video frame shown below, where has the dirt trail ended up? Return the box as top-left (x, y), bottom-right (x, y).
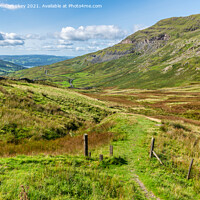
top-left (145, 116), bottom-right (162, 123)
top-left (130, 115), bottom-right (161, 200)
top-left (124, 113), bottom-right (162, 124)
top-left (133, 173), bottom-right (161, 200)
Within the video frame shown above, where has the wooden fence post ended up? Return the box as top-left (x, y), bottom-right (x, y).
top-left (99, 154), bottom-right (103, 161)
top-left (110, 145), bottom-right (113, 156)
top-left (153, 151), bottom-right (163, 165)
top-left (84, 134), bottom-right (88, 157)
top-left (150, 137), bottom-right (155, 158)
top-left (187, 159), bottom-right (194, 180)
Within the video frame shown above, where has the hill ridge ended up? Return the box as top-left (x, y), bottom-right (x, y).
top-left (11, 13), bottom-right (200, 89)
top-left (0, 59), bottom-right (25, 75)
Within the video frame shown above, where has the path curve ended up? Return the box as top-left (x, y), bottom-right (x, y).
top-left (44, 69), bottom-right (75, 88)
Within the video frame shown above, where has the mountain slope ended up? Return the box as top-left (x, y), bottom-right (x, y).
top-left (0, 60), bottom-right (25, 75)
top-left (11, 14), bottom-right (200, 89)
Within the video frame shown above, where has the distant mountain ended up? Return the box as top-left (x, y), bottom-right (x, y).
top-left (0, 55), bottom-right (73, 68)
top-left (11, 14), bottom-right (200, 89)
top-left (0, 60), bottom-right (25, 75)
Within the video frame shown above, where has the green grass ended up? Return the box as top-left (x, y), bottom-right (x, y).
top-left (0, 114), bottom-right (148, 199)
top-left (1, 79), bottom-right (200, 199)
top-left (1, 113), bottom-right (200, 199)
top-left (95, 114), bottom-right (200, 199)
top-left (0, 155), bottom-right (145, 200)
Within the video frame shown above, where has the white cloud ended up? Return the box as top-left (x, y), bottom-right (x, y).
top-left (58, 40), bottom-right (73, 46)
top-left (39, 40), bottom-right (74, 51)
top-left (60, 25), bottom-right (127, 41)
top-left (0, 40), bottom-right (24, 46)
top-left (25, 34), bottom-right (42, 40)
top-left (75, 47), bottom-right (85, 51)
top-left (0, 25), bottom-right (128, 54)
top-left (0, 32), bottom-right (24, 46)
top-left (133, 24), bottom-right (148, 32)
top-left (88, 39), bottom-right (120, 47)
top-left (41, 44), bottom-right (73, 51)
top-left (0, 3), bottom-right (25, 10)
top-left (75, 46), bottom-right (102, 52)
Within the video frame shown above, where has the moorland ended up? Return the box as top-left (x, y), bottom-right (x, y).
top-left (2, 14), bottom-right (200, 199)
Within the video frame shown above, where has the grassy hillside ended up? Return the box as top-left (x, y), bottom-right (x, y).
top-left (1, 79), bottom-right (200, 199)
top-left (0, 79), bottom-right (113, 156)
top-left (11, 14), bottom-right (200, 89)
top-left (0, 60), bottom-right (25, 75)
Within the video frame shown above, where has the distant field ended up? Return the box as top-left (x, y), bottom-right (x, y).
top-left (0, 55), bottom-right (73, 68)
top-left (82, 84), bottom-right (200, 124)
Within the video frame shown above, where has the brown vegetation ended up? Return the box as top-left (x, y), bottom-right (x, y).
top-left (0, 130), bottom-right (114, 157)
top-left (82, 88), bottom-right (200, 127)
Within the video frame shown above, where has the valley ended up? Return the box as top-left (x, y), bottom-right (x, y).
top-left (1, 13), bottom-right (200, 200)
top-left (0, 78), bottom-right (200, 199)
top-left (11, 14), bottom-right (200, 89)
top-left (0, 55), bottom-right (73, 68)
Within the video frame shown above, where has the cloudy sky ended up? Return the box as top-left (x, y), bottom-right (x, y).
top-left (0, 0), bottom-right (200, 56)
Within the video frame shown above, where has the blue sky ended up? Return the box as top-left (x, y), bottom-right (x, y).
top-left (0, 0), bottom-right (200, 56)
